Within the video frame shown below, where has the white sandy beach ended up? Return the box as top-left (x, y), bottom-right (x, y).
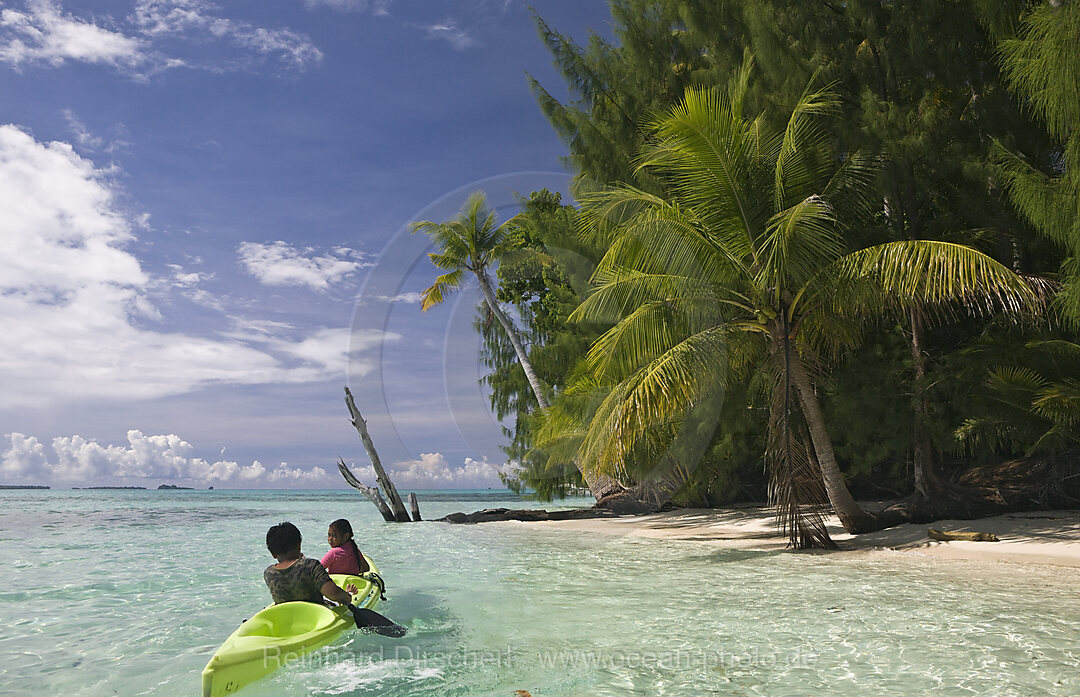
top-left (529, 507), bottom-right (1080, 568)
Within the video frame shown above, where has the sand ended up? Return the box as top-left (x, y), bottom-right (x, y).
top-left (529, 506), bottom-right (1080, 568)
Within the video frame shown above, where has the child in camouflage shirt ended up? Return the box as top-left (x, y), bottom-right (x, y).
top-left (264, 522), bottom-right (356, 605)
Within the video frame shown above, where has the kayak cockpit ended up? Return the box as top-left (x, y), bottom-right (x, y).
top-left (236, 602), bottom-right (339, 638)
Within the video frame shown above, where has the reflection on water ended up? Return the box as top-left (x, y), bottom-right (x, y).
top-left (1, 490), bottom-right (1077, 697)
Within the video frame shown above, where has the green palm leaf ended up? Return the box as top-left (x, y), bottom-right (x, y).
top-left (835, 240), bottom-right (1043, 319)
top-left (419, 269), bottom-right (465, 312)
top-left (579, 326), bottom-right (733, 477)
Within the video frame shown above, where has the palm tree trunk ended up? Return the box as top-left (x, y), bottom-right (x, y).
top-left (788, 354), bottom-right (878, 534)
top-left (909, 307), bottom-right (939, 500)
top-left (475, 268), bottom-right (550, 408)
top-left (474, 268), bottom-right (625, 501)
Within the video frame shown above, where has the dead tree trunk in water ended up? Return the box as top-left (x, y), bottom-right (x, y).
top-left (337, 459), bottom-right (395, 521)
top-left (342, 386), bottom-right (414, 522)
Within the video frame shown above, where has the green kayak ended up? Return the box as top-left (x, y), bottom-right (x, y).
top-left (201, 559), bottom-right (383, 697)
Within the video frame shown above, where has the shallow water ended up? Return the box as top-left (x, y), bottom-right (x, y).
top-left (2, 490), bottom-right (1078, 697)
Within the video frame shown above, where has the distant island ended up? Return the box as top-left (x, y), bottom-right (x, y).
top-left (0, 484), bottom-right (50, 489)
top-left (158, 484), bottom-right (194, 490)
top-left (72, 486), bottom-right (147, 490)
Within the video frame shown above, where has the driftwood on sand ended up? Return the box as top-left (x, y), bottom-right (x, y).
top-left (340, 386), bottom-right (416, 522)
top-left (928, 528), bottom-right (1000, 542)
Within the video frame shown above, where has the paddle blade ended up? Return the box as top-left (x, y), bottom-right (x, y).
top-left (349, 606), bottom-right (408, 637)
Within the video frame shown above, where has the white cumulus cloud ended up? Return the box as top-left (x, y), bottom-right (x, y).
top-left (0, 0), bottom-right (146, 69)
top-left (0, 0), bottom-right (322, 74)
top-left (0, 125), bottom-right (386, 408)
top-left (386, 452), bottom-right (509, 488)
top-left (0, 430), bottom-right (333, 486)
top-left (238, 241), bottom-right (368, 291)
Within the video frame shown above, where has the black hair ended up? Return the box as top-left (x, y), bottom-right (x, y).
top-left (330, 518), bottom-right (363, 573)
top-left (266, 521), bottom-right (302, 557)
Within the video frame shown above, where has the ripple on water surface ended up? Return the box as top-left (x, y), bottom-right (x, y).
top-left (1, 490), bottom-right (1077, 697)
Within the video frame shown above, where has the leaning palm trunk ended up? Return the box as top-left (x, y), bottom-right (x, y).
top-left (475, 268), bottom-right (551, 408)
top-left (475, 268), bottom-right (626, 500)
top-left (788, 353), bottom-right (879, 534)
top-left (413, 191), bottom-right (629, 503)
top-left (769, 332), bottom-right (837, 548)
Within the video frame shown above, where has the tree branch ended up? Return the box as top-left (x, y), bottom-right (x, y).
top-left (336, 458), bottom-right (395, 522)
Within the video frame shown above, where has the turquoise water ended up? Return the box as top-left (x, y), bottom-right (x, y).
top-left (2, 489), bottom-right (1078, 697)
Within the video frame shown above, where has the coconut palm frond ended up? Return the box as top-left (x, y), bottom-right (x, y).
top-left (526, 380), bottom-right (601, 471)
top-left (638, 87), bottom-right (764, 252)
top-left (583, 293), bottom-right (722, 384)
top-left (576, 185), bottom-right (668, 245)
top-left (796, 306), bottom-right (865, 359)
top-left (989, 364), bottom-right (1049, 391)
top-left (419, 269), bottom-right (466, 311)
top-left (759, 195), bottom-right (843, 295)
top-left (725, 48), bottom-right (755, 122)
top-left (821, 151), bottom-right (882, 226)
top-left (954, 415), bottom-right (1026, 454)
top-left (1027, 424), bottom-right (1080, 455)
top-left (571, 269), bottom-right (727, 324)
top-left (982, 366), bottom-right (1048, 415)
top-left (958, 362), bottom-right (1080, 457)
top-left (773, 79), bottom-right (841, 211)
top-left (584, 301), bottom-right (685, 383)
top-left (1025, 338), bottom-right (1080, 358)
top-left (1032, 379), bottom-right (1080, 426)
top-left (413, 221), bottom-right (471, 265)
top-left (578, 326), bottom-right (732, 477)
top-left (593, 199), bottom-right (750, 283)
top-left (837, 240), bottom-right (1043, 320)
top-left (427, 251), bottom-right (468, 271)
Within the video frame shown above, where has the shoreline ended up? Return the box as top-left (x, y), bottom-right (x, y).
top-left (524, 506), bottom-right (1080, 568)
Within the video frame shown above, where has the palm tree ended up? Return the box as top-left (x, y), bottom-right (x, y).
top-left (412, 192), bottom-right (625, 501)
top-left (568, 65), bottom-right (1040, 546)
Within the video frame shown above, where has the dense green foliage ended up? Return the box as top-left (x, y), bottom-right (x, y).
top-left (460, 0), bottom-right (1079, 520)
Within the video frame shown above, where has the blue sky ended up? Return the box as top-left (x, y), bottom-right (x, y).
top-left (0, 0), bottom-right (612, 488)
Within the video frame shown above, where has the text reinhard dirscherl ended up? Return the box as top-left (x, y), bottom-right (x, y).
top-left (262, 645), bottom-right (818, 672)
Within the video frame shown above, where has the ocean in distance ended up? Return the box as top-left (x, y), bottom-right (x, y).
top-left (2, 488), bottom-right (1078, 696)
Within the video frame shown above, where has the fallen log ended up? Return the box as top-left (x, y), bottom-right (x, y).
top-left (928, 528), bottom-right (1000, 542)
top-left (437, 507), bottom-right (623, 524)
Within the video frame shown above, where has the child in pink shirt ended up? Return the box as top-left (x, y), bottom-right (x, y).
top-left (321, 518), bottom-right (370, 575)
